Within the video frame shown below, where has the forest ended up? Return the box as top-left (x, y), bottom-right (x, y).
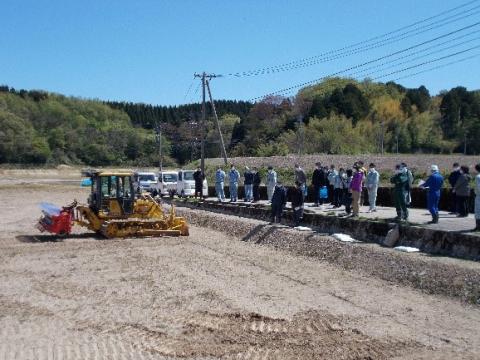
top-left (0, 78), bottom-right (479, 166)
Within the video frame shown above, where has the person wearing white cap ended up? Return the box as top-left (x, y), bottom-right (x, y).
top-left (420, 164), bottom-right (444, 224)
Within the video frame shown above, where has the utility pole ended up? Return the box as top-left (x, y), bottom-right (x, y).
top-left (296, 115), bottom-right (304, 156)
top-left (206, 79), bottom-right (228, 165)
top-left (380, 120), bottom-right (385, 155)
top-left (155, 124), bottom-right (163, 172)
top-left (194, 72), bottom-right (224, 174)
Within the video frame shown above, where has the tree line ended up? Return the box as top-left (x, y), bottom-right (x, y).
top-left (0, 78), bottom-right (479, 167)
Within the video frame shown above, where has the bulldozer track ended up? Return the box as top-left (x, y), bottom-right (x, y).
top-left (100, 219), bottom-right (182, 238)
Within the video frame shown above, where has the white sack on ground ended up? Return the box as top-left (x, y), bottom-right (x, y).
top-left (332, 233), bottom-right (360, 243)
top-left (394, 246), bottom-right (420, 253)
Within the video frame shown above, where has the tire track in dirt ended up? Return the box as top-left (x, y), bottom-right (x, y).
top-left (90, 310), bottom-right (421, 359)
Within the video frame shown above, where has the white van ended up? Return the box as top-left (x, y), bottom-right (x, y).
top-left (133, 171), bottom-right (159, 195)
top-left (176, 170), bottom-right (208, 198)
top-left (158, 171), bottom-right (178, 197)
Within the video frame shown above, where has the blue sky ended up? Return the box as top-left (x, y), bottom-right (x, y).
top-left (1, 0), bottom-right (479, 105)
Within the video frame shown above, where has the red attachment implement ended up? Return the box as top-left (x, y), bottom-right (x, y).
top-left (37, 201), bottom-right (77, 236)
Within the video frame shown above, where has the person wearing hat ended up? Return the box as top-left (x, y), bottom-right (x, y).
top-left (420, 164), bottom-right (444, 224)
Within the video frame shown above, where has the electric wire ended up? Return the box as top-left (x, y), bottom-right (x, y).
top-left (347, 32), bottom-right (480, 79)
top-left (370, 44), bottom-right (480, 80)
top-left (188, 82), bottom-right (202, 104)
top-left (183, 79), bottom-right (195, 101)
top-left (249, 21), bottom-right (480, 101)
top-left (235, 9), bottom-right (480, 79)
top-left (392, 52), bottom-right (480, 81)
top-left (227, 1), bottom-right (480, 77)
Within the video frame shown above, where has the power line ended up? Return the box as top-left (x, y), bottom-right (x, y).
top-left (188, 82), bottom-right (201, 104)
top-left (227, 0), bottom-right (480, 77)
top-left (348, 33), bottom-right (480, 79)
top-left (392, 52), bottom-right (480, 81)
top-left (235, 9), bottom-right (480, 79)
top-left (232, 7), bottom-right (480, 77)
top-left (250, 21), bottom-right (480, 101)
top-left (370, 44), bottom-right (480, 80)
top-left (183, 78), bottom-right (195, 101)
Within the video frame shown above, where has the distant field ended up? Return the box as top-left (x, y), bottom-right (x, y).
top-left (206, 154), bottom-right (480, 172)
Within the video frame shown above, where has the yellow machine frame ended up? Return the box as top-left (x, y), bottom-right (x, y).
top-left (75, 170), bottom-right (189, 238)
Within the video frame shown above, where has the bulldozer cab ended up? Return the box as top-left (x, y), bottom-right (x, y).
top-left (86, 171), bottom-right (135, 216)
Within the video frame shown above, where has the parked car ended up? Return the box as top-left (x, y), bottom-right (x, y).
top-left (158, 171), bottom-right (178, 197)
top-left (133, 171), bottom-right (159, 196)
top-left (176, 170), bottom-right (208, 197)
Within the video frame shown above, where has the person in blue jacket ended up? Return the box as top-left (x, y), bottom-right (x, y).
top-left (215, 166), bottom-right (226, 202)
top-left (228, 164), bottom-right (241, 202)
top-left (420, 164), bottom-right (444, 224)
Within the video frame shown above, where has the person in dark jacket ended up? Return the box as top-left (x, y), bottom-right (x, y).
top-left (290, 181), bottom-right (305, 227)
top-left (252, 167), bottom-right (261, 202)
top-left (270, 182), bottom-right (287, 223)
top-left (311, 162), bottom-right (327, 206)
top-left (390, 164), bottom-right (409, 221)
top-left (454, 165), bottom-right (471, 217)
top-left (193, 167), bottom-right (205, 199)
top-left (294, 164), bottom-right (307, 198)
top-left (448, 163), bottom-right (461, 214)
top-left (243, 166), bottom-right (254, 202)
top-left (420, 165), bottom-right (444, 224)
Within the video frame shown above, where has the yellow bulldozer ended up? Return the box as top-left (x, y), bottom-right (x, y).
top-left (37, 170), bottom-right (189, 238)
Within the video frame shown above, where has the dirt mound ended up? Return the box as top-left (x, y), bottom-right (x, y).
top-left (102, 311), bottom-right (419, 359)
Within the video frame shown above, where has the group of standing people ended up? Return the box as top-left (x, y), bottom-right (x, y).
top-left (446, 163), bottom-right (480, 230)
top-left (209, 160), bottom-right (480, 231)
top-left (310, 161), bottom-right (380, 217)
top-left (269, 161), bottom-right (380, 226)
top-left (214, 165), bottom-right (262, 203)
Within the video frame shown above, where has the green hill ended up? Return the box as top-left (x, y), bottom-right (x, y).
top-left (1, 79), bottom-right (479, 167)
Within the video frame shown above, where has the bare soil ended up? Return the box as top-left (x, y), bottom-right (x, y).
top-left (206, 154), bottom-right (480, 172)
top-left (0, 182), bottom-right (479, 359)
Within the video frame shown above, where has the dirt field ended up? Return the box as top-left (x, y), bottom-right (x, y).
top-left (1, 181), bottom-right (480, 359)
top-left (206, 154), bottom-right (480, 172)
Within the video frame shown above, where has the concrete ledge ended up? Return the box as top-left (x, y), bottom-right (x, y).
top-left (169, 199), bottom-right (480, 261)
